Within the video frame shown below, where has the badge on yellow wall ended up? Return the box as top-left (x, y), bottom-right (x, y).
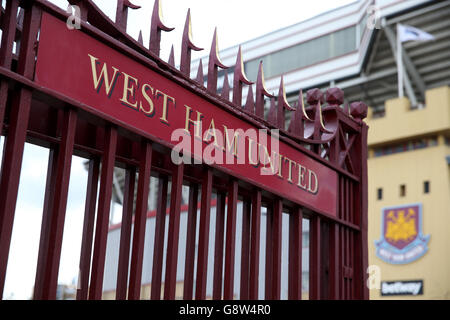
top-left (375, 203), bottom-right (429, 264)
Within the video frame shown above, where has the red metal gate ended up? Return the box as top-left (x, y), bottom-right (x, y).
top-left (0, 0), bottom-right (368, 300)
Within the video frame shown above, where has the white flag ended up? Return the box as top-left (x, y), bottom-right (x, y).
top-left (397, 24), bottom-right (435, 43)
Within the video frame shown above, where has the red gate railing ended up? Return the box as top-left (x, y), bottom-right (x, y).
top-left (0, 0), bottom-right (368, 300)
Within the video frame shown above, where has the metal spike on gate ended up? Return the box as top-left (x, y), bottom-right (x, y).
top-left (306, 89), bottom-right (330, 140)
top-left (180, 9), bottom-right (203, 76)
top-left (207, 28), bottom-right (228, 94)
top-left (115, 0), bottom-right (141, 31)
top-left (276, 76), bottom-right (295, 130)
top-left (137, 30), bottom-right (143, 45)
top-left (233, 46), bottom-right (254, 106)
top-left (299, 89), bottom-right (312, 122)
top-left (168, 45), bottom-right (175, 66)
top-left (243, 85), bottom-right (255, 114)
top-left (221, 72), bottom-right (231, 100)
top-left (288, 90), bottom-right (308, 138)
top-left (317, 101), bottom-right (332, 133)
top-left (196, 58), bottom-right (204, 86)
top-left (149, 0), bottom-right (174, 56)
top-left (255, 61), bottom-right (273, 118)
top-left (267, 95), bottom-right (277, 126)
top-left (306, 88), bottom-right (323, 140)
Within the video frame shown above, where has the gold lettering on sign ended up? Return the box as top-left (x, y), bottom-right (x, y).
top-left (248, 137), bottom-right (259, 167)
top-left (86, 54), bottom-right (322, 197)
top-left (120, 71), bottom-right (139, 109)
top-left (223, 125), bottom-right (240, 157)
top-left (184, 105), bottom-right (203, 139)
top-left (140, 83), bottom-right (155, 116)
top-left (297, 163), bottom-right (307, 190)
top-left (155, 89), bottom-right (176, 125)
top-left (284, 157), bottom-right (296, 183)
top-left (204, 118), bottom-right (221, 148)
top-left (88, 54), bottom-right (120, 97)
top-left (87, 54), bottom-right (177, 125)
top-left (308, 170), bottom-right (319, 194)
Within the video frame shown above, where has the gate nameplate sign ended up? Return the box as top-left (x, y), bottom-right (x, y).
top-left (35, 13), bottom-right (337, 216)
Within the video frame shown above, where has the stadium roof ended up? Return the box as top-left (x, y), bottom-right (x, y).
top-left (192, 0), bottom-right (450, 112)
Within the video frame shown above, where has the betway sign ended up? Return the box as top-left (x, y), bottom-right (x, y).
top-left (35, 13), bottom-right (337, 217)
top-left (381, 281), bottom-right (424, 296)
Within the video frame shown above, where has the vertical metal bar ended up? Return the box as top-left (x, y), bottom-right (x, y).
top-left (212, 192), bottom-right (226, 300)
top-left (128, 141), bottom-right (153, 300)
top-left (0, 89), bottom-right (33, 297)
top-left (0, 3), bottom-right (40, 298)
top-left (350, 231), bottom-right (354, 299)
top-left (163, 163), bottom-right (184, 300)
top-left (343, 179), bottom-right (347, 222)
top-left (0, 0), bottom-right (19, 131)
top-left (343, 228), bottom-right (347, 299)
top-left (223, 180), bottom-right (238, 300)
top-left (288, 207), bottom-right (303, 300)
top-left (183, 182), bottom-right (199, 300)
top-left (264, 205), bottom-right (273, 300)
top-left (150, 176), bottom-right (168, 300)
top-left (362, 126), bottom-right (370, 300)
top-left (115, 167), bottom-right (136, 300)
top-left (32, 148), bottom-right (57, 296)
top-left (76, 158), bottom-right (100, 300)
top-left (356, 125), bottom-right (369, 299)
top-left (195, 169), bottom-right (213, 300)
top-left (349, 182), bottom-right (354, 224)
top-left (328, 128), bottom-right (340, 165)
top-left (115, 0), bottom-right (130, 31)
top-left (339, 177), bottom-right (344, 220)
top-left (345, 179), bottom-right (350, 222)
top-left (271, 199), bottom-right (282, 300)
top-left (345, 228), bottom-right (351, 299)
top-left (17, 3), bottom-right (41, 79)
top-left (344, 228), bottom-right (348, 299)
top-left (33, 108), bottom-right (77, 300)
top-left (0, 0), bottom-right (18, 67)
top-left (239, 198), bottom-right (251, 299)
top-left (88, 126), bottom-right (117, 300)
top-left (248, 190), bottom-right (261, 300)
top-left (340, 225), bottom-right (345, 299)
top-left (309, 215), bottom-right (321, 300)
top-left (329, 223), bottom-right (340, 300)
top-left (342, 177), bottom-right (348, 221)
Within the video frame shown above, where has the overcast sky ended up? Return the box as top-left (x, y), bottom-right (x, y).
top-left (3, 0), bottom-right (356, 299)
top-left (54, 0), bottom-right (357, 62)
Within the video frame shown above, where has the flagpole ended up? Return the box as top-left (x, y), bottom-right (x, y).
top-left (397, 23), bottom-right (404, 98)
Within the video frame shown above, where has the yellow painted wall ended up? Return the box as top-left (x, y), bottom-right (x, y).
top-left (368, 145), bottom-right (450, 299)
top-left (368, 87), bottom-right (450, 146)
top-left (367, 86), bottom-right (450, 299)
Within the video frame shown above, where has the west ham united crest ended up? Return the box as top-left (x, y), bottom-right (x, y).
top-left (375, 203), bottom-right (429, 264)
